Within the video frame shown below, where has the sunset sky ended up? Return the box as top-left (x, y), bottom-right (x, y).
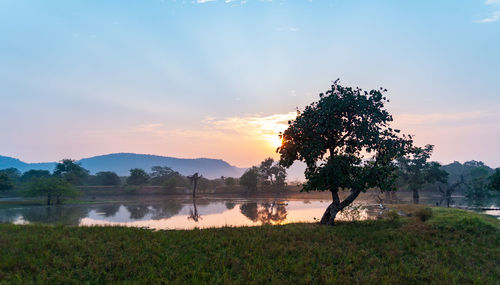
top-left (1, 0), bottom-right (499, 168)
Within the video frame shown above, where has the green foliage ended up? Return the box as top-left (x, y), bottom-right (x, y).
top-left (20, 170), bottom-right (51, 183)
top-left (94, 171), bottom-right (121, 186)
top-left (53, 159), bottom-right (89, 185)
top-left (224, 177), bottom-right (237, 186)
top-left (414, 207), bottom-right (433, 222)
top-left (126, 168), bottom-right (149, 185)
top-left (488, 169), bottom-right (500, 191)
top-left (239, 167), bottom-right (259, 191)
top-left (150, 166), bottom-right (177, 186)
top-left (0, 173), bottom-right (14, 191)
top-left (466, 167), bottom-right (491, 199)
top-left (384, 209), bottom-right (401, 221)
top-left (429, 207), bottom-right (499, 233)
top-left (23, 177), bottom-right (79, 205)
top-left (396, 145), bottom-right (448, 192)
top-left (279, 81), bottom-right (412, 193)
top-left (258, 157), bottom-right (287, 189)
top-left (0, 208), bottom-right (498, 283)
top-left (0, 168), bottom-right (21, 182)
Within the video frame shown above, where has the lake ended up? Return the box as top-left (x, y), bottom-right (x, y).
top-left (0, 191), bottom-right (498, 230)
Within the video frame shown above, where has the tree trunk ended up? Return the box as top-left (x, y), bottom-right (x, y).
top-left (47, 194), bottom-right (51, 205)
top-left (412, 188), bottom-right (419, 204)
top-left (319, 190), bottom-right (361, 226)
top-left (192, 179), bottom-right (197, 199)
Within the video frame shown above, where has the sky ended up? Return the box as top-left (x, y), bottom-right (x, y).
top-left (0, 0), bottom-right (499, 168)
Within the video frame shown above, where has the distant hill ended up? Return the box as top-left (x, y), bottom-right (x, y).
top-left (0, 153), bottom-right (246, 179)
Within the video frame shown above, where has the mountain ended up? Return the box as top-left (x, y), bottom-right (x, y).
top-left (0, 156), bottom-right (55, 172)
top-left (0, 153), bottom-right (246, 179)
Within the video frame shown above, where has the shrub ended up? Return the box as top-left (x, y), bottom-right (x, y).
top-left (415, 207), bottom-right (433, 222)
top-left (385, 210), bottom-right (400, 221)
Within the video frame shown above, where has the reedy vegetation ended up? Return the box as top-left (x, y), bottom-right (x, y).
top-left (0, 206), bottom-right (498, 284)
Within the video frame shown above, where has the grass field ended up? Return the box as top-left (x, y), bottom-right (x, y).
top-left (0, 206), bottom-right (498, 284)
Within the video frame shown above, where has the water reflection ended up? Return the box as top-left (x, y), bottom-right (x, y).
top-left (240, 202), bottom-right (288, 224)
top-left (188, 198), bottom-right (201, 222)
top-left (0, 192), bottom-right (497, 230)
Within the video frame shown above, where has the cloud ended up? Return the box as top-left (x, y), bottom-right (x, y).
top-left (197, 0), bottom-right (216, 3)
top-left (393, 110), bottom-right (499, 126)
top-left (128, 112), bottom-right (297, 149)
top-left (486, 0), bottom-right (500, 5)
top-left (476, 11), bottom-right (500, 23)
top-left (204, 112), bottom-right (297, 144)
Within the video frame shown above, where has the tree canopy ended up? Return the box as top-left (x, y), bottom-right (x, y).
top-left (0, 172), bottom-right (14, 191)
top-left (278, 80), bottom-right (412, 225)
top-left (20, 170), bottom-right (51, 183)
top-left (396, 145), bottom-right (448, 202)
top-left (24, 177), bottom-right (79, 205)
top-left (239, 167), bottom-right (259, 191)
top-left (489, 169), bottom-right (500, 191)
top-left (54, 159), bottom-right (89, 185)
top-left (126, 168), bottom-right (150, 185)
top-left (258, 158), bottom-right (287, 189)
top-left (94, 171), bottom-right (121, 186)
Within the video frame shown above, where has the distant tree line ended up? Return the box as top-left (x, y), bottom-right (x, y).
top-left (239, 157), bottom-right (287, 191)
top-left (1, 153), bottom-right (497, 206)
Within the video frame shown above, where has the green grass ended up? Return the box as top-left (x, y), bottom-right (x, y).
top-left (0, 207), bottom-right (498, 284)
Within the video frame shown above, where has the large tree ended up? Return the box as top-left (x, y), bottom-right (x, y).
top-left (24, 177), bottom-right (79, 205)
top-left (54, 159), bottom-right (89, 185)
top-left (396, 145), bottom-right (448, 203)
top-left (239, 167), bottom-right (260, 191)
top-left (258, 158), bottom-right (287, 189)
top-left (278, 80), bottom-right (412, 225)
top-left (126, 168), bottom-right (149, 185)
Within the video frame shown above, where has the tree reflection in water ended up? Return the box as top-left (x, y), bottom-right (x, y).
top-left (126, 205), bottom-right (150, 220)
top-left (22, 205), bottom-right (89, 225)
top-left (188, 198), bottom-right (201, 222)
top-left (150, 200), bottom-right (183, 220)
top-left (240, 202), bottom-right (288, 225)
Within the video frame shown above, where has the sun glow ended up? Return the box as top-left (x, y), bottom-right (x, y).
top-left (205, 112), bottom-right (296, 150)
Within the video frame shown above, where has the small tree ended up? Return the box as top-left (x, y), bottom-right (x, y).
top-left (224, 177), bottom-right (237, 186)
top-left (0, 172), bottom-right (14, 191)
top-left (278, 80), bottom-right (412, 225)
top-left (54, 159), bottom-right (89, 185)
top-left (396, 145), bottom-right (448, 203)
top-left (24, 177), bottom-right (79, 205)
top-left (126, 168), bottom-right (149, 185)
top-left (240, 167), bottom-right (259, 191)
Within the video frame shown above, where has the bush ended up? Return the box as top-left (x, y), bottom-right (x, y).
top-left (385, 210), bottom-right (400, 221)
top-left (415, 207), bottom-right (433, 222)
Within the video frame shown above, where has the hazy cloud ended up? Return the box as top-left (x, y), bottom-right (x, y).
top-left (476, 11), bottom-right (500, 23)
top-left (394, 110), bottom-right (498, 125)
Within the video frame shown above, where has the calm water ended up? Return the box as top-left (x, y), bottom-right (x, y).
top-left (0, 192), bottom-right (498, 230)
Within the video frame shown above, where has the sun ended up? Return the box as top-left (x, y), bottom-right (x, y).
top-left (267, 135), bottom-right (283, 149)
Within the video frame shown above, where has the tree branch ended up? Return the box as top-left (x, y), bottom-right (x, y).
top-left (339, 189), bottom-right (362, 210)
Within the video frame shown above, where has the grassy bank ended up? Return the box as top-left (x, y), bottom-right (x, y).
top-left (0, 206), bottom-right (498, 284)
